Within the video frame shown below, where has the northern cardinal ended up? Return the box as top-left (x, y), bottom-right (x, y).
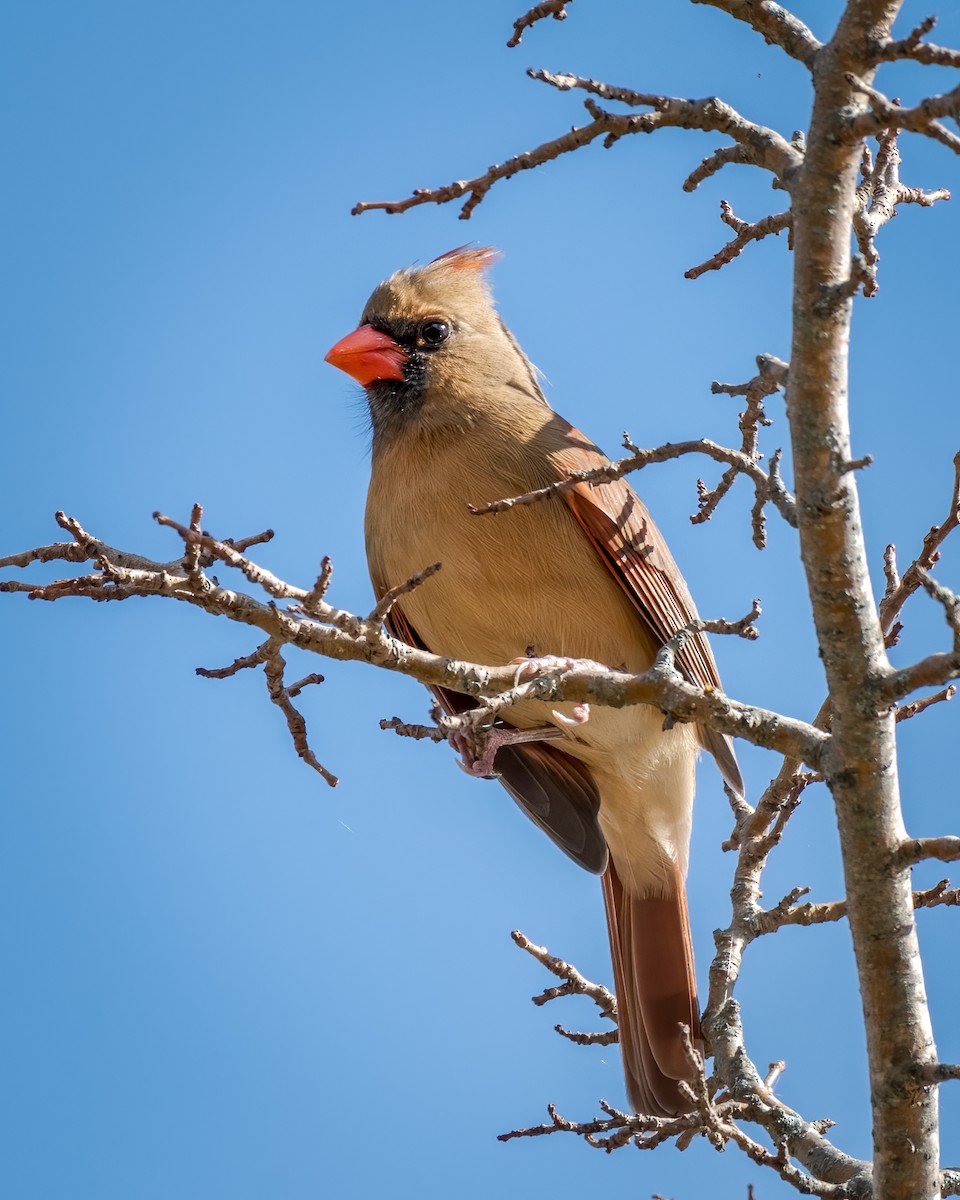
top-left (325, 247), bottom-right (742, 1116)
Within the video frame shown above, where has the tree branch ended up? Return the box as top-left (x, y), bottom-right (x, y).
top-left (689, 0), bottom-right (822, 68)
top-left (789, 10), bottom-right (943, 1194)
top-left (880, 451), bottom-right (960, 642)
top-left (0, 511), bottom-right (828, 767)
top-left (352, 74), bottom-right (804, 219)
top-left (685, 201), bottom-right (792, 280)
top-left (511, 930), bottom-right (617, 1022)
top-left (470, 355), bottom-right (792, 549)
top-left (506, 0), bottom-right (573, 48)
top-left (537, 73), bottom-right (803, 185)
top-left (844, 74), bottom-right (960, 155)
top-left (870, 15), bottom-right (960, 68)
top-left (899, 837), bottom-right (960, 869)
top-left (852, 128), bottom-right (951, 297)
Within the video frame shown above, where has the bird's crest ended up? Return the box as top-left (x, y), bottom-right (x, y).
top-left (428, 245), bottom-right (501, 274)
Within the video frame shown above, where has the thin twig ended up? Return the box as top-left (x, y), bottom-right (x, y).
top-left (852, 126), bottom-right (951, 297)
top-left (506, 0), bottom-right (573, 47)
top-left (895, 685), bottom-right (955, 722)
top-left (470, 429), bottom-right (795, 550)
top-left (367, 562), bottom-right (441, 625)
top-left (353, 76), bottom-right (802, 219)
top-left (685, 202), bottom-right (792, 280)
top-left (880, 452), bottom-right (960, 638)
top-left (511, 930), bottom-right (618, 1022)
top-left (844, 75), bottom-right (960, 154)
top-left (871, 16), bottom-right (960, 68)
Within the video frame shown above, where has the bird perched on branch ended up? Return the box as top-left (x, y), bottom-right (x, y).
top-left (325, 247), bottom-right (742, 1116)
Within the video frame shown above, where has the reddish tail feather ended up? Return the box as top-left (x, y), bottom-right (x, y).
top-left (601, 861), bottom-right (701, 1116)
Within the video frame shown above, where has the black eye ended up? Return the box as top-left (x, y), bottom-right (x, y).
top-left (420, 320), bottom-right (450, 347)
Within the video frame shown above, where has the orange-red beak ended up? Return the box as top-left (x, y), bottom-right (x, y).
top-left (324, 324), bottom-right (407, 387)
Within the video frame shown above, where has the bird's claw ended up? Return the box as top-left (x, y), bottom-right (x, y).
top-left (509, 654), bottom-right (581, 687)
top-left (450, 728), bottom-right (502, 778)
top-left (552, 703), bottom-right (590, 727)
top-left (449, 722), bottom-right (566, 778)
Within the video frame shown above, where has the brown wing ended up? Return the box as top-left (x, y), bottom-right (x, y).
top-left (557, 444), bottom-right (743, 798)
top-left (375, 581), bottom-right (609, 874)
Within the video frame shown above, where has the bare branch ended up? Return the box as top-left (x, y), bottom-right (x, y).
top-left (499, 688), bottom-right (856, 1179)
top-left (883, 571), bottom-right (960, 701)
top-left (915, 879), bottom-right (960, 911)
top-left (367, 561), bottom-right (442, 625)
top-left (782, 44), bottom-right (952, 1187)
top-left (685, 201), bottom-right (792, 280)
top-left (553, 1024), bottom-right (619, 1046)
top-left (508, 918), bottom-right (864, 1190)
top-left (894, 685), bottom-right (955, 722)
top-left (813, 253), bottom-right (875, 314)
top-left (261, 637), bottom-right (338, 787)
top-left (379, 715), bottom-right (446, 743)
top-left (880, 452), bottom-right (960, 638)
top-left (764, 1060), bottom-right (787, 1090)
top-left (915, 567), bottom-right (960, 654)
top-left (700, 354), bottom-right (791, 547)
top-left (754, 877), bottom-right (960, 933)
top-left (302, 556), bottom-right (334, 613)
top-left (844, 75), bottom-right (960, 155)
top-left (871, 15), bottom-right (960, 69)
top-left (471, 416), bottom-right (795, 551)
top-left (878, 458), bottom-right (960, 702)
top-left (0, 510), bottom-right (182, 575)
top-left (506, 0), bottom-right (573, 48)
top-left (353, 75), bottom-right (803, 219)
top-left (468, 439), bottom-right (769, 514)
top-left (196, 648), bottom-right (266, 680)
top-left (2, 513), bottom-right (827, 764)
top-left (918, 1062), bottom-right (960, 1085)
top-left (683, 142), bottom-right (754, 191)
top-left (882, 650), bottom-right (960, 704)
top-left (352, 109), bottom-right (620, 220)
top-left (498, 1099), bottom-right (692, 1150)
top-left (712, 354), bottom-right (787, 410)
top-left (543, 75), bottom-right (802, 183)
top-left (703, 737), bottom-right (868, 1189)
top-left (510, 930), bottom-right (617, 1022)
top-left (197, 637), bottom-right (337, 786)
top-left (184, 502), bottom-right (204, 580)
top-left (229, 528), bottom-right (275, 554)
top-left (852, 127), bottom-right (951, 297)
top-left (684, 597), bottom-right (763, 641)
top-left (153, 511), bottom-right (308, 603)
top-left (899, 837), bottom-right (960, 869)
top-left (689, 0), bottom-right (822, 68)
top-left (285, 672), bottom-right (325, 698)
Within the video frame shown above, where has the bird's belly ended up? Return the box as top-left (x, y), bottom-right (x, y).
top-left (369, 473), bottom-right (654, 672)
top-left (365, 438), bottom-right (698, 890)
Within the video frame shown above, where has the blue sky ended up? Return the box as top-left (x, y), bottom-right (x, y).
top-left (3, 2), bottom-right (959, 1197)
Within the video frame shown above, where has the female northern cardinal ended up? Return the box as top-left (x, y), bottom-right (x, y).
top-left (325, 247), bottom-right (742, 1116)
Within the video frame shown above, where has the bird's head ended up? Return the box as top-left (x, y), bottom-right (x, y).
top-left (325, 247), bottom-right (545, 443)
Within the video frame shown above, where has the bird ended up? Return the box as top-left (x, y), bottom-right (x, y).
top-left (324, 246), bottom-right (742, 1116)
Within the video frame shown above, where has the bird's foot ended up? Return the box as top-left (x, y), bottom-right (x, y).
top-left (509, 653), bottom-right (583, 687)
top-left (450, 723), bottom-right (565, 778)
top-left (550, 702), bottom-right (591, 728)
top-left (507, 654), bottom-right (594, 731)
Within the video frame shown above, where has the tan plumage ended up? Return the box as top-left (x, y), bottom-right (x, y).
top-left (325, 247), bottom-right (742, 1116)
